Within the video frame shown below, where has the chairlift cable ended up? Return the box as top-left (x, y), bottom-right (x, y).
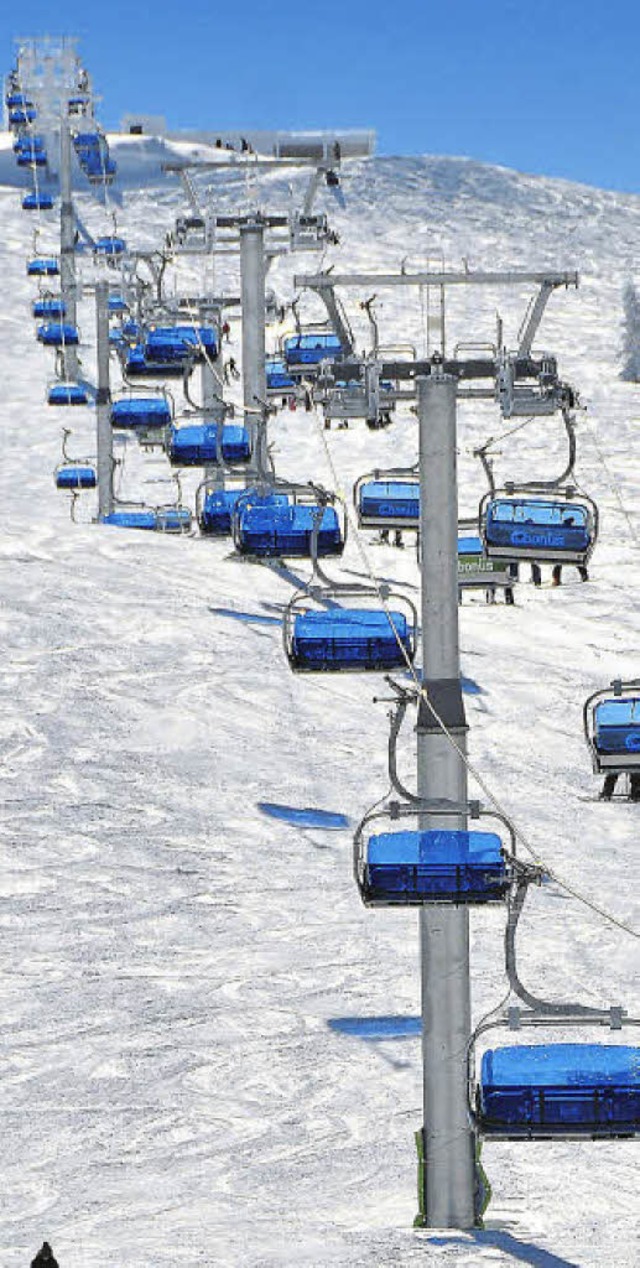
top-left (475, 410), bottom-right (577, 493)
top-left (581, 413), bottom-right (640, 552)
top-left (472, 415), bottom-right (538, 459)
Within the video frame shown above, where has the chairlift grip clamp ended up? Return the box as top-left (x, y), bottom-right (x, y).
top-left (416, 678), bottom-right (468, 735)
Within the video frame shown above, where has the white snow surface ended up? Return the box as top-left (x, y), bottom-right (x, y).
top-left (1, 143), bottom-right (639, 1266)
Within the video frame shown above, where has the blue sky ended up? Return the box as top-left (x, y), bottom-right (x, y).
top-left (4, 0), bottom-right (640, 192)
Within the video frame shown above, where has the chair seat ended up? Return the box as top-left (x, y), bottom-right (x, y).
top-left (480, 1044), bottom-right (640, 1136)
top-left (56, 465), bottom-right (96, 490)
top-left (363, 829), bottom-right (508, 904)
top-left (292, 608), bottom-right (411, 670)
top-left (237, 501), bottom-right (342, 556)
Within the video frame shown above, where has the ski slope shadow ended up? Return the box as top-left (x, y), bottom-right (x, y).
top-left (258, 802), bottom-right (351, 830)
top-left (209, 606), bottom-right (282, 627)
top-left (327, 1016), bottom-right (419, 1070)
top-left (427, 1231), bottom-right (580, 1268)
top-left (328, 1016), bottom-right (420, 1039)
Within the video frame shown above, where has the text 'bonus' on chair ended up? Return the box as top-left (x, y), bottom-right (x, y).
top-left (457, 533), bottom-right (514, 590)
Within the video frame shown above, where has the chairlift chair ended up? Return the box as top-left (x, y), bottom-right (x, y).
top-left (480, 486), bottom-right (598, 566)
top-left (233, 484), bottom-right (345, 559)
top-left (110, 393), bottom-right (173, 432)
top-left (10, 106), bottom-right (37, 126)
top-left (123, 346), bottom-right (187, 378)
top-left (469, 861), bottom-right (640, 1139)
top-left (283, 331), bottom-right (343, 375)
top-left (476, 1040), bottom-right (640, 1139)
top-left (123, 326), bottom-right (216, 378)
top-left (266, 357), bottom-right (296, 393)
top-left (94, 236), bottom-right (126, 258)
top-left (33, 296), bottom-right (66, 320)
top-left (14, 133), bottom-right (45, 151)
top-left (48, 381), bottom-right (89, 407)
top-left (284, 585), bottom-right (417, 673)
top-left (37, 322), bottom-right (79, 347)
top-left (55, 464), bottom-right (97, 490)
top-left (85, 157), bottom-right (117, 183)
top-left (196, 481), bottom-right (248, 536)
top-left (27, 257), bottom-right (59, 277)
top-left (320, 382), bottom-right (367, 421)
top-left (6, 92), bottom-right (33, 109)
top-left (155, 505), bottom-right (193, 533)
top-left (101, 503), bottom-right (192, 533)
top-left (74, 131), bottom-right (104, 152)
top-left (584, 680), bottom-right (640, 794)
top-left (167, 422), bottom-right (251, 466)
top-left (263, 360), bottom-right (297, 403)
top-left (54, 430), bottom-right (96, 489)
top-left (68, 94), bottom-right (91, 113)
top-left (15, 137), bottom-right (47, 167)
top-left (16, 153), bottom-right (47, 168)
top-left (318, 368), bottom-right (396, 425)
top-left (108, 295), bottom-right (129, 315)
top-left (74, 132), bottom-right (116, 182)
top-left (109, 315), bottom-right (138, 351)
top-left (354, 470), bottom-right (420, 531)
top-left (145, 324), bottom-right (218, 363)
top-left (101, 508), bottom-right (160, 530)
top-left (354, 802), bottom-right (515, 907)
top-left (22, 191), bottom-right (54, 212)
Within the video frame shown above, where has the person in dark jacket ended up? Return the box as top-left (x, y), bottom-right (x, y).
top-left (31, 1244), bottom-right (59, 1268)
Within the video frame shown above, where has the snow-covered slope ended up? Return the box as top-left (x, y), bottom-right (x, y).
top-left (1, 149), bottom-right (639, 1267)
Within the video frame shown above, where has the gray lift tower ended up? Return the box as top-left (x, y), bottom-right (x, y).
top-left (294, 264), bottom-right (579, 1227)
top-left (162, 132), bottom-right (373, 477)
